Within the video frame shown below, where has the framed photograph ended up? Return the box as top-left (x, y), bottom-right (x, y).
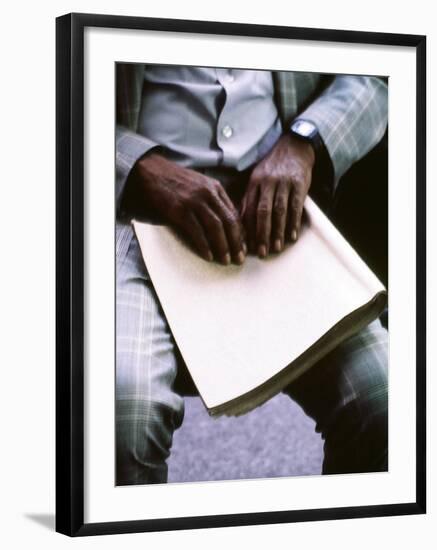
top-left (56, 12), bottom-right (426, 536)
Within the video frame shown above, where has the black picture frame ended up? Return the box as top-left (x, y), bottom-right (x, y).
top-left (56, 12), bottom-right (426, 537)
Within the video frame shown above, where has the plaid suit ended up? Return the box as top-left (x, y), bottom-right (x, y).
top-left (115, 65), bottom-right (388, 485)
top-left (116, 65), bottom-right (387, 204)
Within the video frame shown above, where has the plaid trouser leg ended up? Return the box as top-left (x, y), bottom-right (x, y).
top-left (283, 318), bottom-right (388, 474)
top-left (116, 223), bottom-right (185, 486)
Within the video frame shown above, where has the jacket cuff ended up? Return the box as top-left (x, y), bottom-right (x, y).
top-left (289, 118), bottom-right (335, 212)
top-left (116, 126), bottom-right (160, 215)
top-left (297, 76), bottom-right (388, 192)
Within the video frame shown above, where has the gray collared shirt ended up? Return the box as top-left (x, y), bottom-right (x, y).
top-left (137, 65), bottom-right (283, 171)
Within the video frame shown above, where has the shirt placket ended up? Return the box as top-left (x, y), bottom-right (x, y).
top-left (216, 69), bottom-right (238, 165)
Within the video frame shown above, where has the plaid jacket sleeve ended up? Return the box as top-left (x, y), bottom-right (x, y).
top-left (116, 127), bottom-right (158, 208)
top-left (116, 64), bottom-right (159, 211)
top-left (296, 75), bottom-right (388, 189)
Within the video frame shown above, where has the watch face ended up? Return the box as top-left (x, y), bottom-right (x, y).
top-left (293, 120), bottom-right (316, 138)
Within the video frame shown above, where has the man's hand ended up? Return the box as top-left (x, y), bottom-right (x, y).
top-left (123, 152), bottom-right (246, 265)
top-left (240, 133), bottom-right (315, 258)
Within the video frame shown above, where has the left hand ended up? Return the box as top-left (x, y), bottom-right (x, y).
top-left (240, 133), bottom-right (315, 258)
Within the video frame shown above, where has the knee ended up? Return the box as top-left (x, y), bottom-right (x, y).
top-left (116, 397), bottom-right (184, 485)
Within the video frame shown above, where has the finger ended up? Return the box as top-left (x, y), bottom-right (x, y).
top-left (286, 186), bottom-right (306, 243)
top-left (272, 179), bottom-right (290, 253)
top-left (240, 193), bottom-right (247, 218)
top-left (256, 180), bottom-right (276, 258)
top-left (238, 195), bottom-right (248, 254)
top-left (195, 203), bottom-right (231, 265)
top-left (178, 212), bottom-right (213, 262)
top-left (217, 186), bottom-right (239, 217)
top-left (212, 190), bottom-right (246, 264)
top-left (241, 183), bottom-right (259, 253)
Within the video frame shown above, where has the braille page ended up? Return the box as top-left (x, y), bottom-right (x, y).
top-left (132, 197), bottom-right (385, 412)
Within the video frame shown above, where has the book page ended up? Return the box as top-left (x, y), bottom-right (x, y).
top-left (132, 197), bottom-right (385, 410)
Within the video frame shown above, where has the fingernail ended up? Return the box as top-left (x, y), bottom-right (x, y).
top-left (242, 242), bottom-right (247, 255)
top-left (274, 238), bottom-right (282, 252)
top-left (206, 250), bottom-right (213, 262)
top-left (291, 230), bottom-right (298, 242)
top-left (258, 244), bottom-right (267, 258)
top-left (223, 253), bottom-right (231, 265)
top-left (237, 251), bottom-right (245, 265)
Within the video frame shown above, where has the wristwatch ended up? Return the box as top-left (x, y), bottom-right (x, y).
top-left (289, 119), bottom-right (323, 157)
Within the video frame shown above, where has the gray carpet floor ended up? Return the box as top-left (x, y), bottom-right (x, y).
top-left (168, 393), bottom-right (324, 483)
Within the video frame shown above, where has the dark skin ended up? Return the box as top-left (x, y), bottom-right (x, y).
top-left (123, 133), bottom-right (315, 264)
top-left (241, 133), bottom-right (315, 257)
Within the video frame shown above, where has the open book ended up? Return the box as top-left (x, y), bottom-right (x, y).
top-left (132, 197), bottom-right (386, 417)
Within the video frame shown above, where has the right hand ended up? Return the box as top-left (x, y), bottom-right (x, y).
top-left (122, 152), bottom-right (247, 265)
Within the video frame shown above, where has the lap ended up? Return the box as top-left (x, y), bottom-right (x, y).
top-left (116, 219), bottom-right (388, 419)
top-left (115, 219), bottom-right (388, 478)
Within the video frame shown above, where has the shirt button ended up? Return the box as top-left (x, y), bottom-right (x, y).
top-left (222, 125), bottom-right (233, 138)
